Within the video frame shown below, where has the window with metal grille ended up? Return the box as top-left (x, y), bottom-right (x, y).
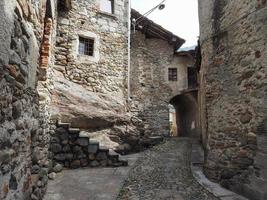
top-left (168, 68), bottom-right (177, 81)
top-left (78, 37), bottom-right (94, 56)
top-left (100, 0), bottom-right (114, 14)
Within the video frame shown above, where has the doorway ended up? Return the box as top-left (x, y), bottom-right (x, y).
top-left (169, 91), bottom-right (199, 139)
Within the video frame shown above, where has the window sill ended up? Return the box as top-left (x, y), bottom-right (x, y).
top-left (77, 54), bottom-right (99, 63)
top-left (97, 11), bottom-right (117, 20)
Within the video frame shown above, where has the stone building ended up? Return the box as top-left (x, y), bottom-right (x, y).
top-left (130, 9), bottom-right (199, 138)
top-left (52, 0), bottom-right (130, 129)
top-left (198, 0), bottom-right (267, 199)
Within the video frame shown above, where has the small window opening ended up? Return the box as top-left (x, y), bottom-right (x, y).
top-left (79, 37), bottom-right (94, 56)
top-left (100, 0), bottom-right (114, 14)
top-left (188, 67), bottom-right (198, 88)
top-left (168, 68), bottom-right (177, 81)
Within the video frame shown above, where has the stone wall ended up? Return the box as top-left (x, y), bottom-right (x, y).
top-left (0, 0), bottom-right (57, 199)
top-left (130, 31), bottom-right (192, 136)
top-left (51, 122), bottom-right (127, 169)
top-left (198, 0), bottom-right (267, 199)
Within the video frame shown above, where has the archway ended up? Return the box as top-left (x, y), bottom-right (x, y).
top-left (169, 91), bottom-right (199, 139)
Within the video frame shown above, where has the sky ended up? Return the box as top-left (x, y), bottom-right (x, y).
top-left (131, 0), bottom-right (199, 48)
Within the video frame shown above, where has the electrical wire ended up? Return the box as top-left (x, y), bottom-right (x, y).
top-left (134, 0), bottom-right (167, 25)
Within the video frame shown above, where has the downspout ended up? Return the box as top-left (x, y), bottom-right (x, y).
top-left (127, 0), bottom-right (131, 102)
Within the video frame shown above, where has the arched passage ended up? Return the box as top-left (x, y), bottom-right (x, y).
top-left (169, 91), bottom-right (199, 139)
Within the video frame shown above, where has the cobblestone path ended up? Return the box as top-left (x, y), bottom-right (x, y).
top-left (117, 138), bottom-right (219, 200)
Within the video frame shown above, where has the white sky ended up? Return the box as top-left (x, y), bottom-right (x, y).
top-left (131, 0), bottom-right (199, 48)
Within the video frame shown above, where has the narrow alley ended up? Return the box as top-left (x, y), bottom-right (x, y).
top-left (44, 138), bottom-right (226, 200)
top-left (0, 0), bottom-right (266, 200)
top-left (118, 138), bottom-right (217, 200)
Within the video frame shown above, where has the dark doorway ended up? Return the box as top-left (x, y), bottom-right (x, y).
top-left (169, 91), bottom-right (199, 139)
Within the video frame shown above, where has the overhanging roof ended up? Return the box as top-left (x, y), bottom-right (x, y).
top-left (131, 9), bottom-right (185, 50)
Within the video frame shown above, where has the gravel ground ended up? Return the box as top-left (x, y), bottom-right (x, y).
top-left (117, 138), bottom-right (219, 200)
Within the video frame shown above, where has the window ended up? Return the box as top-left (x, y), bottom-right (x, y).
top-left (78, 37), bottom-right (94, 56)
top-left (100, 0), bottom-right (114, 14)
top-left (188, 67), bottom-right (198, 88)
top-left (168, 68), bottom-right (177, 81)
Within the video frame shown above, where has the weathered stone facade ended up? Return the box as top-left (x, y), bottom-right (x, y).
top-left (50, 0), bottom-right (133, 139)
top-left (130, 12), bottom-right (199, 137)
top-left (130, 31), bottom-right (176, 136)
top-left (54, 0), bottom-right (129, 98)
top-left (198, 0), bottom-right (267, 199)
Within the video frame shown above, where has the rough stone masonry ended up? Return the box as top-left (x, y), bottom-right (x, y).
top-left (198, 0), bottom-right (267, 199)
top-left (0, 0), bottom-right (266, 200)
top-left (0, 0), bottom-right (57, 199)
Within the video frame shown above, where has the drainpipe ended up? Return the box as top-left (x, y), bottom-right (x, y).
top-left (127, 0), bottom-right (131, 102)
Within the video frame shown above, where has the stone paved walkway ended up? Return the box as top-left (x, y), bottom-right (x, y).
top-left (117, 138), bottom-right (219, 200)
top-left (44, 154), bottom-right (139, 200)
top-left (44, 138), bottom-right (219, 200)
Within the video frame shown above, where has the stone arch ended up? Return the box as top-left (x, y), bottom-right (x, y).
top-left (169, 91), bottom-right (200, 139)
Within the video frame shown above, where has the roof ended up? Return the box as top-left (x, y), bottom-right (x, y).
top-left (175, 49), bottom-right (196, 58)
top-left (131, 9), bottom-right (185, 50)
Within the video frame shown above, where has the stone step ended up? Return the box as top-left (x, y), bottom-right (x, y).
top-left (68, 128), bottom-right (80, 134)
top-left (89, 140), bottom-right (100, 145)
top-left (109, 158), bottom-right (128, 167)
top-left (57, 121), bottom-right (71, 129)
top-left (99, 146), bottom-right (109, 153)
top-left (76, 137), bottom-right (90, 147)
top-left (148, 136), bottom-right (164, 144)
top-left (88, 140), bottom-right (99, 154)
top-left (119, 158), bottom-right (128, 166)
top-left (108, 149), bottom-right (119, 161)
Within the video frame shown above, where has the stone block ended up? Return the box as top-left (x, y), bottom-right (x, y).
top-left (0, 149), bottom-right (15, 165)
top-left (51, 144), bottom-right (62, 153)
top-left (73, 145), bottom-right (82, 153)
top-left (80, 159), bottom-right (88, 167)
top-left (76, 137), bottom-right (89, 147)
top-left (100, 160), bottom-right (108, 167)
top-left (9, 50), bottom-right (21, 65)
top-left (65, 153), bottom-right (74, 160)
top-left (56, 127), bottom-right (67, 134)
top-left (68, 128), bottom-right (80, 134)
top-left (48, 172), bottom-right (57, 180)
top-left (53, 164), bottom-right (63, 173)
top-left (96, 152), bottom-right (108, 161)
top-left (70, 160), bottom-right (81, 169)
top-left (90, 160), bottom-right (100, 167)
top-left (57, 122), bottom-right (70, 129)
top-left (88, 153), bottom-right (96, 160)
top-left (77, 153), bottom-right (86, 159)
top-left (54, 154), bottom-right (65, 161)
top-left (62, 144), bottom-right (71, 152)
top-left (88, 144), bottom-right (99, 154)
